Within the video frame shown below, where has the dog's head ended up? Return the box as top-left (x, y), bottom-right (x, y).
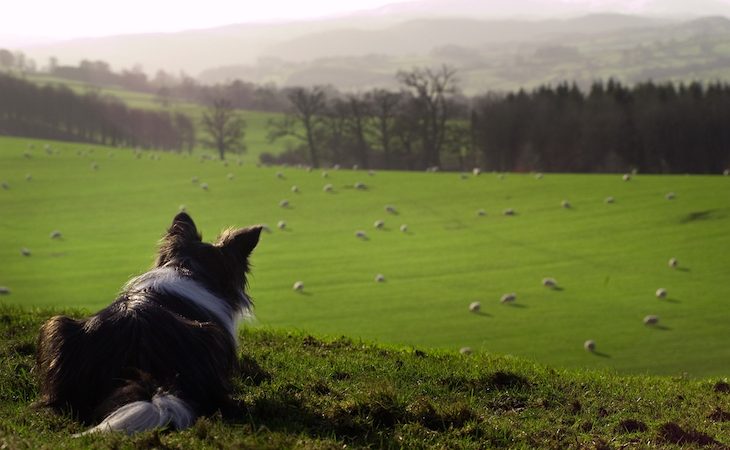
top-left (155, 212), bottom-right (262, 301)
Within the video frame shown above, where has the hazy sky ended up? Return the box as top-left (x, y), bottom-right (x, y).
top-left (3, 0), bottom-right (729, 41)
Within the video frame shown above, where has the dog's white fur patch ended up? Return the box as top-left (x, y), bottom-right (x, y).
top-left (124, 267), bottom-right (249, 341)
top-left (76, 393), bottom-right (194, 436)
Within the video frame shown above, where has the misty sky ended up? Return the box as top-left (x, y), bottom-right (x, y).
top-left (3, 0), bottom-right (730, 40)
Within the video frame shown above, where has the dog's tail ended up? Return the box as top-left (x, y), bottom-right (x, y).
top-left (75, 393), bottom-right (195, 436)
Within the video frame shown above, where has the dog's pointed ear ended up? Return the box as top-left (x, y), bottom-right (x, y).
top-left (167, 212), bottom-right (202, 242)
top-left (218, 225), bottom-right (262, 257)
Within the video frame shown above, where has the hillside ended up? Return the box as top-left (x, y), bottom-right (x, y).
top-left (0, 306), bottom-right (728, 449)
top-left (1, 136), bottom-right (729, 378)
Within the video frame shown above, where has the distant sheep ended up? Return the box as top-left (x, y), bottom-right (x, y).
top-left (368, 170), bottom-right (376, 176)
top-left (333, 164), bottom-right (341, 170)
top-left (1, 181), bottom-right (9, 190)
top-left (227, 173), bottom-right (234, 180)
top-left (477, 209), bottom-right (486, 216)
top-left (622, 173), bottom-right (631, 181)
top-left (191, 176), bottom-right (199, 184)
top-left (469, 301), bottom-right (481, 313)
top-left (279, 199), bottom-right (290, 208)
top-left (293, 281), bottom-right (304, 291)
top-left (20, 248), bottom-right (31, 257)
top-left (584, 340), bottom-right (596, 352)
top-left (605, 196), bottom-right (615, 204)
top-left (500, 293), bottom-right (517, 304)
top-left (322, 171), bottom-right (329, 178)
top-left (724, 169), bottom-right (729, 176)
top-left (277, 220), bottom-right (287, 230)
top-left (352, 164), bottom-right (359, 170)
top-left (643, 315), bottom-right (659, 326)
top-left (503, 208), bottom-right (515, 216)
top-left (665, 192), bottom-right (676, 200)
top-left (0, 287), bottom-right (10, 295)
top-left (472, 168), bottom-right (481, 176)
top-left (535, 173), bottom-right (544, 180)
top-left (291, 185), bottom-right (299, 193)
top-left (374, 220), bottom-right (384, 229)
top-left (460, 173), bottom-right (468, 180)
top-left (50, 230), bottom-right (62, 239)
top-left (542, 277), bottom-right (557, 288)
top-left (354, 182), bottom-right (366, 190)
top-left (561, 200), bottom-right (571, 209)
top-left (23, 151), bottom-right (32, 159)
top-left (355, 230), bottom-right (367, 239)
top-left (400, 224), bottom-right (408, 232)
top-left (459, 347), bottom-right (473, 355)
top-left (91, 162), bottom-right (99, 171)
top-left (25, 174), bottom-right (32, 181)
top-left (200, 183), bottom-right (209, 191)
top-left (323, 184), bottom-right (333, 192)
top-left (656, 288), bottom-right (667, 299)
top-left (385, 205), bottom-right (397, 214)
top-left (668, 257), bottom-right (678, 268)
top-left (375, 274), bottom-right (385, 282)
top-left (276, 172), bottom-right (284, 179)
top-left (497, 173), bottom-right (505, 180)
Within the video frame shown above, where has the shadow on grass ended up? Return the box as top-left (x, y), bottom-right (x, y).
top-left (651, 325), bottom-right (672, 331)
top-left (505, 303), bottom-right (527, 308)
top-left (675, 267), bottom-right (690, 272)
top-left (551, 286), bottom-right (565, 292)
top-left (592, 351), bottom-right (611, 358)
top-left (474, 311), bottom-right (492, 317)
top-left (664, 298), bottom-right (681, 304)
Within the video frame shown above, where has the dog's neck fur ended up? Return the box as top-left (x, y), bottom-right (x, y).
top-left (123, 266), bottom-right (250, 341)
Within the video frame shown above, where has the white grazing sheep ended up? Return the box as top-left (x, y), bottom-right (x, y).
top-left (668, 257), bottom-right (678, 268)
top-left (724, 169), bottom-right (729, 176)
top-left (293, 281), bottom-right (304, 291)
top-left (355, 230), bottom-right (367, 239)
top-left (333, 164), bottom-right (341, 170)
top-left (459, 347), bottom-right (473, 355)
top-left (542, 277), bottom-right (557, 288)
top-left (665, 192), bottom-right (676, 200)
top-left (584, 340), bottom-right (596, 352)
top-left (322, 171), bottom-right (329, 178)
top-left (460, 173), bottom-right (469, 180)
top-left (561, 200), bottom-right (571, 209)
top-left (323, 184), bottom-right (333, 192)
top-left (200, 183), bottom-right (209, 191)
top-left (400, 224), bottom-right (408, 232)
top-left (497, 173), bottom-right (505, 180)
top-left (622, 173), bottom-right (631, 181)
top-left (469, 301), bottom-right (481, 313)
top-left (656, 288), bottom-right (667, 299)
top-left (605, 196), bottom-right (615, 204)
top-left (50, 230), bottom-right (62, 239)
top-left (503, 208), bottom-right (515, 216)
top-left (0, 287), bottom-right (10, 295)
top-left (353, 164), bottom-right (359, 170)
top-left (631, 168), bottom-right (638, 175)
top-left (368, 170), bottom-right (375, 176)
top-left (191, 176), bottom-right (199, 184)
top-left (643, 315), bottom-right (659, 326)
top-left (25, 174), bottom-right (32, 181)
top-left (279, 199), bottom-right (290, 208)
top-left (374, 220), bottom-right (384, 229)
top-left (276, 172), bottom-right (284, 179)
top-left (472, 168), bottom-right (481, 176)
top-left (227, 173), bottom-right (234, 180)
top-left (23, 151), bottom-right (32, 159)
top-left (385, 205), bottom-right (397, 214)
top-left (277, 220), bottom-right (287, 230)
top-left (535, 173), bottom-right (544, 180)
top-left (1, 182), bottom-right (8, 190)
top-left (91, 162), bottom-right (99, 171)
top-left (375, 274), bottom-right (385, 282)
top-left (500, 293), bottom-right (517, 304)
top-left (20, 248), bottom-right (31, 256)
top-left (477, 209), bottom-right (486, 216)
top-left (354, 182), bottom-right (366, 190)
top-left (291, 185), bottom-right (299, 193)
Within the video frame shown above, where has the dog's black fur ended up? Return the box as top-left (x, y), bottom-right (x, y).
top-left (35, 213), bottom-right (262, 432)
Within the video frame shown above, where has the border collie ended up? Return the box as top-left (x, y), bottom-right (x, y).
top-left (35, 213), bottom-right (262, 435)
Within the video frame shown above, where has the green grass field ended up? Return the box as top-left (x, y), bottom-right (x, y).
top-left (1, 136), bottom-right (729, 378)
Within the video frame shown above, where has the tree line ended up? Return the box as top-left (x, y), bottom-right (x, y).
top-left (0, 73), bottom-right (195, 151)
top-left (264, 71), bottom-right (730, 173)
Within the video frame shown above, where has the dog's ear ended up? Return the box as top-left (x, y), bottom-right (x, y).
top-left (167, 212), bottom-right (202, 242)
top-left (217, 225), bottom-right (262, 258)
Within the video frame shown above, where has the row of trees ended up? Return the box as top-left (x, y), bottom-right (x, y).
top-left (261, 70), bottom-right (729, 173)
top-left (0, 73), bottom-right (195, 151)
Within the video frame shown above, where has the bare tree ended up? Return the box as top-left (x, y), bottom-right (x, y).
top-left (397, 65), bottom-right (458, 169)
top-left (268, 86), bottom-right (327, 168)
top-left (366, 89), bottom-right (401, 168)
top-left (345, 94), bottom-right (372, 169)
top-left (200, 98), bottom-right (246, 160)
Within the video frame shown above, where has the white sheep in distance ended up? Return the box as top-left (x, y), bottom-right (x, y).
top-left (291, 185), bottom-right (299, 193)
top-left (323, 184), bottom-right (333, 192)
top-left (584, 340), bottom-right (596, 352)
top-left (355, 230), bottom-right (367, 239)
top-left (0, 287), bottom-right (10, 295)
top-left (200, 183), bottom-right (209, 191)
top-left (293, 281), bottom-right (304, 291)
top-left (503, 208), bottom-right (515, 216)
top-left (500, 293), bottom-right (517, 304)
top-left (668, 257), bottom-right (678, 268)
top-left (368, 170), bottom-right (376, 176)
top-left (542, 277), bottom-right (557, 288)
top-left (91, 162), bottom-right (99, 171)
top-left (535, 173), bottom-right (544, 180)
top-left (561, 200), bottom-right (571, 209)
top-left (352, 164), bottom-right (359, 170)
top-left (469, 301), bottom-right (481, 313)
top-left (665, 192), bottom-right (676, 200)
top-left (20, 248), bottom-right (31, 256)
top-left (276, 172), bottom-right (284, 179)
top-left (191, 176), bottom-right (199, 184)
top-left (1, 182), bottom-right (8, 190)
top-left (354, 182), bottom-right (366, 190)
top-left (333, 164), bottom-right (341, 170)
top-left (279, 199), bottom-right (290, 208)
top-left (622, 173), bottom-right (631, 181)
top-left (227, 173), bottom-right (234, 180)
top-left (643, 315), bottom-right (659, 326)
top-left (477, 209), bottom-right (486, 216)
top-left (400, 224), bottom-right (408, 232)
top-left (375, 274), bottom-right (385, 283)
top-left (385, 205), bottom-right (397, 214)
top-left (605, 196), bottom-right (615, 204)
top-left (25, 174), bottom-right (32, 181)
top-left (724, 169), bottom-right (729, 176)
top-left (50, 230), bottom-right (62, 239)
top-left (374, 220), bottom-right (384, 229)
top-left (656, 288), bottom-right (667, 299)
top-left (459, 347), bottom-right (473, 355)
top-left (460, 173), bottom-right (468, 180)
top-left (472, 168), bottom-right (481, 176)
top-left (322, 171), bottom-right (329, 178)
top-left (277, 220), bottom-right (287, 230)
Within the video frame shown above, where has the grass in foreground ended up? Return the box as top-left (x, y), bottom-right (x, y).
top-left (0, 306), bottom-right (728, 449)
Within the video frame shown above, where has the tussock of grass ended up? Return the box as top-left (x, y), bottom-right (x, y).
top-left (0, 306), bottom-right (727, 449)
